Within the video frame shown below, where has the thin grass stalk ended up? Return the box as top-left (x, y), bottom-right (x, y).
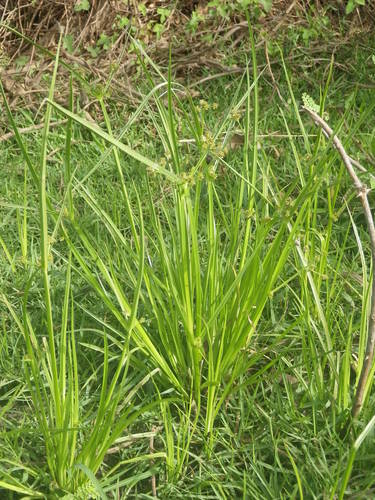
top-left (240, 17), bottom-right (258, 270)
top-left (39, 32), bottom-right (63, 442)
top-left (65, 76), bottom-right (74, 219)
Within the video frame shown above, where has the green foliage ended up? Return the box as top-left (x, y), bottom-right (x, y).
top-left (74, 0), bottom-right (90, 13)
top-left (43, 36), bottom-right (326, 450)
top-left (114, 14), bottom-right (130, 30)
top-left (146, 7), bottom-right (171, 39)
top-left (157, 7), bottom-right (171, 24)
top-left (346, 0), bottom-right (366, 15)
top-left (87, 32), bottom-right (117, 57)
top-left (14, 54), bottom-right (28, 69)
top-left (0, 37), bottom-right (161, 498)
top-left (138, 3), bottom-right (147, 17)
top-left (63, 34), bottom-right (74, 54)
top-left (257, 0), bottom-right (273, 11)
top-left (1, 15), bottom-right (375, 499)
top-left (286, 11), bottom-right (330, 47)
top-left (87, 45), bottom-right (100, 57)
top-left (187, 0), bottom-right (273, 32)
top-left (97, 33), bottom-right (112, 51)
top-left (187, 10), bottom-right (205, 32)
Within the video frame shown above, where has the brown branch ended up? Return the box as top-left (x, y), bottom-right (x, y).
top-left (303, 106), bottom-right (375, 418)
top-left (0, 119), bottom-right (67, 143)
top-left (106, 431), bottom-right (158, 455)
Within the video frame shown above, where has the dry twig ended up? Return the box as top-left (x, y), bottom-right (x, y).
top-left (0, 119), bottom-right (66, 142)
top-left (303, 106), bottom-right (375, 418)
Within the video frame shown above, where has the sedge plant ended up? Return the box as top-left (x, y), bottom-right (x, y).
top-left (44, 33), bottom-right (323, 448)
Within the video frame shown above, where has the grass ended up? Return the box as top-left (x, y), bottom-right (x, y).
top-left (1, 25), bottom-right (375, 498)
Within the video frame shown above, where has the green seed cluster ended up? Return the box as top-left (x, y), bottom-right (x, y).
top-left (302, 93), bottom-right (329, 120)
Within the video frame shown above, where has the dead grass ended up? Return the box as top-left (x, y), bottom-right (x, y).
top-left (0, 0), bottom-right (373, 112)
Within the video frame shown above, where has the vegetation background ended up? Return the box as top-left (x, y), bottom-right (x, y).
top-left (0, 0), bottom-right (375, 498)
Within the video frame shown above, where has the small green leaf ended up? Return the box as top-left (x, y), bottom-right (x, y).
top-left (345, 0), bottom-right (355, 14)
top-left (87, 46), bottom-right (100, 57)
top-left (157, 7), bottom-right (171, 23)
top-left (15, 55), bottom-right (28, 69)
top-left (116, 15), bottom-right (129, 29)
top-left (153, 23), bottom-right (165, 39)
top-left (217, 5), bottom-right (229, 18)
top-left (74, 0), bottom-right (90, 12)
top-left (63, 34), bottom-right (74, 53)
top-left (259, 0), bottom-right (273, 12)
top-left (97, 33), bottom-right (111, 50)
top-left (188, 10), bottom-right (204, 32)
